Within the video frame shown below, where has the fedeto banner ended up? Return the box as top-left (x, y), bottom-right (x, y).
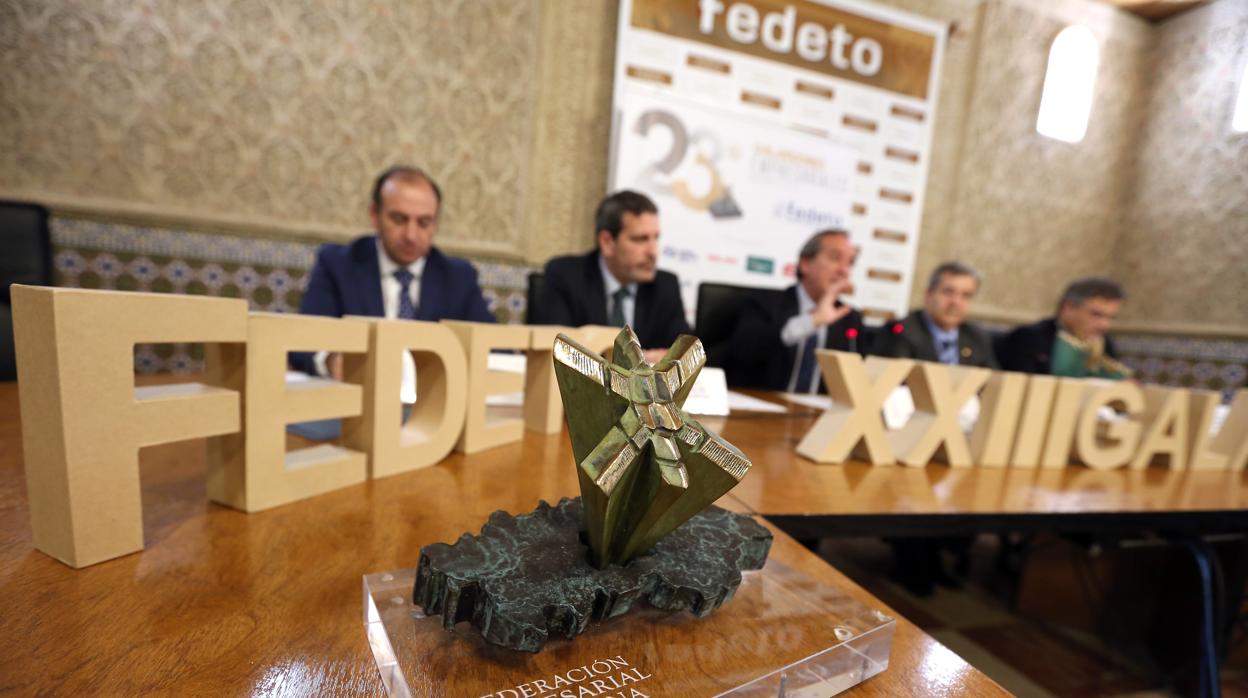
top-left (611, 0), bottom-right (947, 322)
top-left (631, 0), bottom-right (938, 99)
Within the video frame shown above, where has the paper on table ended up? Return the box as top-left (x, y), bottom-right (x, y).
top-left (727, 391), bottom-right (788, 414)
top-left (683, 367), bottom-right (730, 416)
top-left (481, 353), bottom-right (527, 406)
top-left (681, 367), bottom-right (789, 415)
top-left (881, 386), bottom-right (914, 430)
top-left (1211, 404), bottom-right (1230, 436)
top-left (781, 393), bottom-right (832, 411)
top-left (487, 352), bottom-right (527, 374)
top-left (485, 391), bottom-right (524, 407)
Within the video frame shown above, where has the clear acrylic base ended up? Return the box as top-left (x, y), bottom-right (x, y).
top-left (364, 555), bottom-right (894, 697)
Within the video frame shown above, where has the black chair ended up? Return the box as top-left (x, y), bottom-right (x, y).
top-left (857, 322), bottom-right (883, 356)
top-left (525, 271), bottom-right (544, 324)
top-left (695, 281), bottom-right (787, 368)
top-left (1, 200), bottom-right (52, 381)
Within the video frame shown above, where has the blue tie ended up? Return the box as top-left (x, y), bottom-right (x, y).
top-left (940, 339), bottom-right (958, 365)
top-left (795, 333), bottom-right (819, 393)
top-left (393, 269), bottom-right (418, 320)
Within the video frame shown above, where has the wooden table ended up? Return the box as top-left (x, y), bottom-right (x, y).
top-left (714, 392), bottom-right (1247, 693)
top-left (710, 395), bottom-right (1248, 539)
top-left (0, 382), bottom-right (1005, 696)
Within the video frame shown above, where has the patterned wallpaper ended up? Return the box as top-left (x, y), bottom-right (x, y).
top-left (0, 0), bottom-right (543, 260)
top-left (521, 2), bottom-right (622, 265)
top-left (1, 0), bottom-right (1245, 334)
top-left (1115, 0), bottom-right (1248, 329)
top-left (894, 0), bottom-right (1153, 322)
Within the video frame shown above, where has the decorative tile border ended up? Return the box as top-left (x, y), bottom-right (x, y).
top-left (52, 218), bottom-right (319, 269)
top-left (976, 320), bottom-right (1245, 403)
top-left (46, 217), bottom-right (1248, 396)
top-left (50, 217), bottom-right (535, 373)
top-left (1114, 334), bottom-right (1248, 364)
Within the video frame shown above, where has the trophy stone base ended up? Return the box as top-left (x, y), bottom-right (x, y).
top-left (365, 550), bottom-right (895, 696)
top-left (414, 498), bottom-right (773, 652)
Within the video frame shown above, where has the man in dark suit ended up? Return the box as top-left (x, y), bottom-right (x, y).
top-left (873, 262), bottom-right (997, 595)
top-left (535, 190), bottom-right (689, 362)
top-left (999, 277), bottom-right (1125, 376)
top-left (291, 165), bottom-right (494, 382)
top-left (723, 229), bottom-right (864, 393)
top-left (874, 261), bottom-right (999, 369)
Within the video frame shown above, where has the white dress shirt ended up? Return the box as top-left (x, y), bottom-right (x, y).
top-left (376, 240), bottom-right (427, 320)
top-left (781, 284), bottom-right (828, 393)
top-left (314, 240), bottom-right (425, 403)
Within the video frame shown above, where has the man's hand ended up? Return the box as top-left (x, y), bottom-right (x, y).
top-left (810, 278), bottom-right (853, 327)
top-left (326, 352), bottom-right (344, 381)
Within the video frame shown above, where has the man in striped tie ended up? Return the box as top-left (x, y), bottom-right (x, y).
top-left (723, 229), bottom-right (865, 394)
top-left (536, 191), bottom-right (691, 364)
top-left (291, 165), bottom-right (496, 390)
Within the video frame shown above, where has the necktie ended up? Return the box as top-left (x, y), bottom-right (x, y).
top-left (795, 332), bottom-right (819, 393)
top-left (940, 339), bottom-right (957, 365)
top-left (394, 268), bottom-right (418, 320)
top-left (609, 287), bottom-right (630, 327)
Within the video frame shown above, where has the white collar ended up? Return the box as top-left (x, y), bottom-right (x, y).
top-left (598, 253), bottom-right (637, 297)
top-left (796, 282), bottom-right (816, 313)
top-left (377, 238), bottom-right (426, 280)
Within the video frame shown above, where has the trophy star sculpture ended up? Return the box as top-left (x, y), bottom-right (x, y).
top-left (552, 327), bottom-right (752, 567)
top-left (412, 327), bottom-right (770, 652)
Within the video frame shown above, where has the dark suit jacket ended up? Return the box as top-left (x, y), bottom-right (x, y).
top-left (290, 235), bottom-right (494, 374)
top-left (723, 285), bottom-right (865, 391)
top-left (534, 250), bottom-right (690, 349)
top-left (998, 317), bottom-right (1118, 375)
top-left (873, 310), bottom-right (999, 369)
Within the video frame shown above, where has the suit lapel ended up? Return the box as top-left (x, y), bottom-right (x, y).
top-left (585, 253), bottom-right (609, 326)
top-left (911, 311), bottom-right (939, 362)
top-left (633, 281), bottom-right (654, 339)
top-left (416, 250), bottom-right (444, 321)
top-left (356, 237), bottom-right (385, 318)
top-left (783, 286), bottom-right (801, 368)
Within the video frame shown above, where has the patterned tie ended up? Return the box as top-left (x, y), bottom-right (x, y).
top-left (394, 268), bottom-right (418, 320)
top-left (795, 332), bottom-right (819, 393)
top-left (609, 287), bottom-right (630, 327)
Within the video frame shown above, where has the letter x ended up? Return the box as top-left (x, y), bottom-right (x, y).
top-left (891, 363), bottom-right (990, 467)
top-left (797, 352), bottom-right (913, 464)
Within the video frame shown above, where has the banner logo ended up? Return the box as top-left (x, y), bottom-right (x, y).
top-left (633, 109), bottom-right (745, 218)
top-left (631, 0), bottom-right (937, 98)
top-left (663, 245), bottom-right (699, 263)
top-left (746, 256), bottom-right (775, 274)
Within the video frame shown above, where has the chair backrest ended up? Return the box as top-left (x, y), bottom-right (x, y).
top-left (695, 281), bottom-right (787, 365)
top-left (0, 301), bottom-right (13, 382)
top-left (1, 200), bottom-right (52, 381)
top-left (525, 271), bottom-right (545, 324)
top-left (0, 200), bottom-right (52, 304)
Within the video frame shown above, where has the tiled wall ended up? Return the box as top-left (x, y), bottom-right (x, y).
top-left (49, 213), bottom-right (1248, 402)
top-left (968, 320), bottom-right (1246, 403)
top-left (1115, 334), bottom-right (1248, 403)
top-left (50, 217), bottom-right (534, 374)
